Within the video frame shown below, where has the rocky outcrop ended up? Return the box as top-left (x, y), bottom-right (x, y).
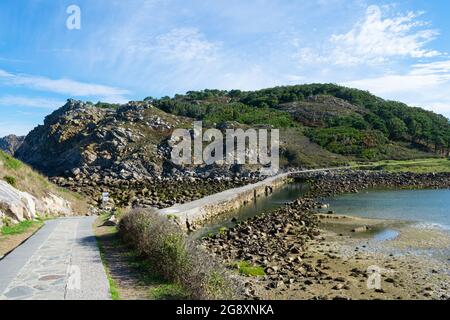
top-left (15, 99), bottom-right (165, 178)
top-left (0, 135), bottom-right (25, 156)
top-left (293, 170), bottom-right (450, 197)
top-left (0, 180), bottom-right (72, 226)
top-left (279, 95), bottom-right (368, 127)
top-left (37, 193), bottom-right (72, 217)
top-left (15, 99), bottom-right (263, 208)
top-left (0, 180), bottom-right (36, 225)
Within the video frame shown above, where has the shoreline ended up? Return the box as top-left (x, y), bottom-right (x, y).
top-left (304, 214), bottom-right (450, 299)
top-left (202, 170), bottom-right (450, 300)
top-left (248, 214), bottom-right (450, 300)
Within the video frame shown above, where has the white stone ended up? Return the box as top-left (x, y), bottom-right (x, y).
top-left (0, 181), bottom-right (73, 224)
top-left (0, 180), bottom-right (37, 222)
top-left (37, 193), bottom-right (72, 217)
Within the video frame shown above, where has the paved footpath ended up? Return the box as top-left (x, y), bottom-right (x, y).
top-left (0, 216), bottom-right (110, 300)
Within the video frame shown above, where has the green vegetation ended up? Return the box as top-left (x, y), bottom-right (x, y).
top-left (148, 283), bottom-right (187, 300)
top-left (95, 214), bottom-right (187, 300)
top-left (124, 248), bottom-right (188, 300)
top-left (166, 214), bottom-right (180, 222)
top-left (1, 219), bottom-right (43, 236)
top-left (3, 175), bottom-right (17, 187)
top-left (149, 84), bottom-right (450, 163)
top-left (96, 235), bottom-right (121, 300)
top-left (356, 158), bottom-right (450, 173)
top-left (119, 208), bottom-right (240, 299)
top-left (108, 278), bottom-right (120, 300)
top-left (203, 104), bottom-right (295, 128)
top-left (155, 100), bottom-right (295, 128)
top-left (232, 261), bottom-right (265, 277)
top-left (95, 102), bottom-right (120, 110)
top-left (306, 127), bottom-right (389, 159)
top-left (0, 151), bottom-right (23, 170)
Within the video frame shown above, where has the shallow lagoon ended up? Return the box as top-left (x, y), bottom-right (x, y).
top-left (325, 189), bottom-right (450, 231)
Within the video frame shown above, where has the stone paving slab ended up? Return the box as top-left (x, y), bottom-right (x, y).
top-left (0, 219), bottom-right (59, 295)
top-left (0, 217), bottom-right (110, 300)
top-left (66, 217), bottom-right (110, 300)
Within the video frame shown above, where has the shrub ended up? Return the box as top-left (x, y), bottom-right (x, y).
top-left (95, 102), bottom-right (120, 110)
top-left (119, 208), bottom-right (241, 300)
top-left (305, 127), bottom-right (388, 159)
top-left (3, 175), bottom-right (17, 187)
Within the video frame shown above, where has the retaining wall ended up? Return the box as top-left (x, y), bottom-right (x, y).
top-left (159, 173), bottom-right (291, 230)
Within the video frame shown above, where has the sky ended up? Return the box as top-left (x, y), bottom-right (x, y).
top-left (1, 0), bottom-right (450, 136)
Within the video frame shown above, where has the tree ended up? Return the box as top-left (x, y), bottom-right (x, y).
top-left (387, 117), bottom-right (408, 140)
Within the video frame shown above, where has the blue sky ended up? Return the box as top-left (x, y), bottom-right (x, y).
top-left (1, 0), bottom-right (450, 136)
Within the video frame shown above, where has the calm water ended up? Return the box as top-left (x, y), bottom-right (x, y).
top-left (325, 189), bottom-right (450, 231)
top-left (194, 183), bottom-right (309, 239)
top-left (194, 185), bottom-right (450, 240)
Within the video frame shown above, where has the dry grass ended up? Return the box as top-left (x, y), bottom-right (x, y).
top-left (353, 158), bottom-right (450, 173)
top-left (0, 150), bottom-right (88, 214)
top-left (119, 208), bottom-right (242, 300)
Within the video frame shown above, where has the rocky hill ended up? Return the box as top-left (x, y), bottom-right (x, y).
top-left (14, 84), bottom-right (449, 208)
top-left (15, 100), bottom-right (261, 209)
top-left (0, 135), bottom-right (24, 156)
top-left (153, 84), bottom-right (450, 158)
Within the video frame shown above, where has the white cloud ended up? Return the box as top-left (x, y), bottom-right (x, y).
top-left (101, 22), bottom-right (287, 93)
top-left (344, 74), bottom-right (448, 94)
top-left (0, 70), bottom-right (12, 77)
top-left (343, 60), bottom-right (450, 117)
top-left (0, 57), bottom-right (29, 63)
top-left (298, 5), bottom-right (440, 66)
top-left (409, 60), bottom-right (450, 75)
top-left (0, 96), bottom-right (65, 109)
top-left (155, 28), bottom-right (220, 62)
top-left (344, 60), bottom-right (450, 93)
top-left (0, 69), bottom-right (129, 102)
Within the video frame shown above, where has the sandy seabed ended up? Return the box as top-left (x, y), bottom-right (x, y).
top-left (252, 214), bottom-right (450, 300)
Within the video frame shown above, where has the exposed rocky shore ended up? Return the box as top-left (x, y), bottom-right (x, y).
top-left (203, 198), bottom-right (323, 298)
top-left (295, 170), bottom-right (450, 198)
top-left (53, 175), bottom-right (261, 209)
top-left (203, 170), bottom-right (450, 300)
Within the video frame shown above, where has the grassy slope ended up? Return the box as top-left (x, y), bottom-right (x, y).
top-left (280, 128), bottom-right (348, 168)
top-left (152, 86), bottom-right (450, 166)
top-left (279, 128), bottom-right (435, 169)
top-left (0, 150), bottom-right (88, 214)
top-left (353, 158), bottom-right (450, 173)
